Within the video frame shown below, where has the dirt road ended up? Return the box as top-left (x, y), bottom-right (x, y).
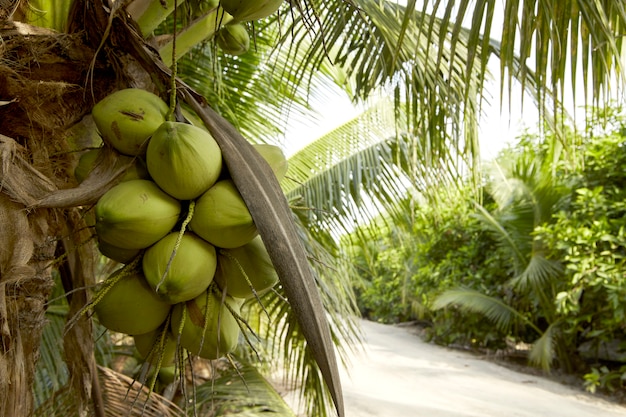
top-left (287, 319), bottom-right (626, 417)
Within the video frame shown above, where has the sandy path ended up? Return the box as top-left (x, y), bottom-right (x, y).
top-left (285, 319), bottom-right (626, 417)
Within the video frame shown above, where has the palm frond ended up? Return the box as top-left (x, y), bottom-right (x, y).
top-left (33, 304), bottom-right (70, 408)
top-left (33, 276), bottom-right (116, 409)
top-left (433, 288), bottom-right (542, 335)
top-left (510, 254), bottom-right (563, 293)
top-left (193, 362), bottom-right (297, 416)
top-left (33, 366), bottom-right (186, 417)
top-left (283, 97), bottom-right (476, 237)
top-left (269, 0), bottom-right (489, 182)
top-left (529, 322), bottom-right (557, 371)
top-left (472, 202), bottom-right (529, 272)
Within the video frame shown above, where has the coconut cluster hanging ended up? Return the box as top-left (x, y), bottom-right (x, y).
top-left (77, 87), bottom-right (288, 369)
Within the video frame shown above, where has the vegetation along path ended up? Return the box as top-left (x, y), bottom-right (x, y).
top-left (312, 320), bottom-right (626, 417)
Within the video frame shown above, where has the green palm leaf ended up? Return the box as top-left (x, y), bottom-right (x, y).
top-left (472, 202), bottom-right (529, 273)
top-left (433, 288), bottom-right (542, 335)
top-left (510, 254), bottom-right (563, 293)
top-left (528, 322), bottom-right (558, 371)
top-left (193, 363), bottom-right (297, 416)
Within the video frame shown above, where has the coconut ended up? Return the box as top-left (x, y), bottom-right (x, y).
top-left (98, 239), bottom-right (141, 264)
top-left (74, 148), bottom-right (150, 184)
top-left (170, 290), bottom-right (241, 360)
top-left (146, 121), bottom-right (223, 200)
top-left (216, 23), bottom-right (250, 56)
top-left (219, 0), bottom-right (283, 22)
top-left (142, 232), bottom-right (217, 304)
top-left (214, 235), bottom-right (278, 299)
top-left (158, 365), bottom-right (177, 385)
top-left (252, 144), bottom-right (288, 182)
top-left (94, 270), bottom-right (171, 335)
top-left (189, 179), bottom-right (257, 248)
top-left (92, 88), bottom-right (169, 156)
top-left (95, 179), bottom-right (181, 249)
top-left (133, 328), bottom-right (178, 365)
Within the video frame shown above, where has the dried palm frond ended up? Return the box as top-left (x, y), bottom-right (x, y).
top-left (33, 365), bottom-right (186, 417)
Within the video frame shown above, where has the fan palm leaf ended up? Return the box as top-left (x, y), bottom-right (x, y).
top-left (528, 321), bottom-right (559, 371)
top-left (433, 288), bottom-right (542, 335)
top-left (510, 254), bottom-right (564, 293)
top-left (472, 202), bottom-right (529, 273)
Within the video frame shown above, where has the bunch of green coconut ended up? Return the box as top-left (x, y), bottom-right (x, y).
top-left (76, 87), bottom-right (288, 380)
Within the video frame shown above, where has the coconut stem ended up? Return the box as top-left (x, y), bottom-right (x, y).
top-left (174, 304), bottom-right (190, 406)
top-left (166, 0), bottom-right (179, 121)
top-left (142, 315), bottom-right (172, 407)
top-left (197, 286), bottom-right (214, 357)
top-left (159, 9), bottom-right (233, 67)
top-left (156, 200), bottom-right (195, 292)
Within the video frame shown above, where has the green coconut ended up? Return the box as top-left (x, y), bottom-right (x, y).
top-left (92, 88), bottom-right (169, 156)
top-left (94, 270), bottom-right (171, 335)
top-left (252, 144), bottom-right (288, 182)
top-left (142, 232), bottom-right (217, 304)
top-left (214, 235), bottom-right (278, 299)
top-left (190, 179), bottom-right (257, 248)
top-left (219, 0), bottom-right (283, 21)
top-left (158, 365), bottom-right (177, 385)
top-left (146, 121), bottom-right (223, 200)
top-left (95, 179), bottom-right (181, 249)
top-left (75, 148), bottom-right (150, 184)
top-left (170, 289), bottom-right (241, 360)
top-left (133, 328), bottom-right (178, 365)
top-left (216, 23), bottom-right (250, 55)
top-left (98, 239), bottom-right (141, 264)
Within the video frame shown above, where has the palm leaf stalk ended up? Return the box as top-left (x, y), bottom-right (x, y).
top-left (126, 0), bottom-right (186, 38)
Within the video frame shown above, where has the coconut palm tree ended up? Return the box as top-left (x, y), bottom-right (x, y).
top-left (0, 1), bottom-right (624, 416)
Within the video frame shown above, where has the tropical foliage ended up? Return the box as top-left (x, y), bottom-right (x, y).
top-left (347, 106), bottom-right (626, 393)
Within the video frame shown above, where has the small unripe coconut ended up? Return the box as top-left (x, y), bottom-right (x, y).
top-left (75, 148), bottom-right (150, 184)
top-left (95, 179), bottom-right (181, 249)
top-left (142, 232), bottom-right (217, 304)
top-left (216, 23), bottom-right (250, 56)
top-left (133, 328), bottom-right (178, 365)
top-left (252, 144), bottom-right (288, 182)
top-left (158, 365), bottom-right (177, 385)
top-left (92, 88), bottom-right (169, 156)
top-left (170, 290), bottom-right (241, 360)
top-left (94, 270), bottom-right (171, 335)
top-left (146, 121), bottom-right (223, 200)
top-left (214, 236), bottom-right (278, 299)
top-left (98, 239), bottom-right (141, 264)
top-left (219, 0), bottom-right (283, 21)
top-left (190, 180), bottom-right (257, 248)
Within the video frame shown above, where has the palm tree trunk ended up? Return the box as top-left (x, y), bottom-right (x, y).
top-left (0, 194), bottom-right (56, 416)
top-left (0, 6), bottom-right (115, 413)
